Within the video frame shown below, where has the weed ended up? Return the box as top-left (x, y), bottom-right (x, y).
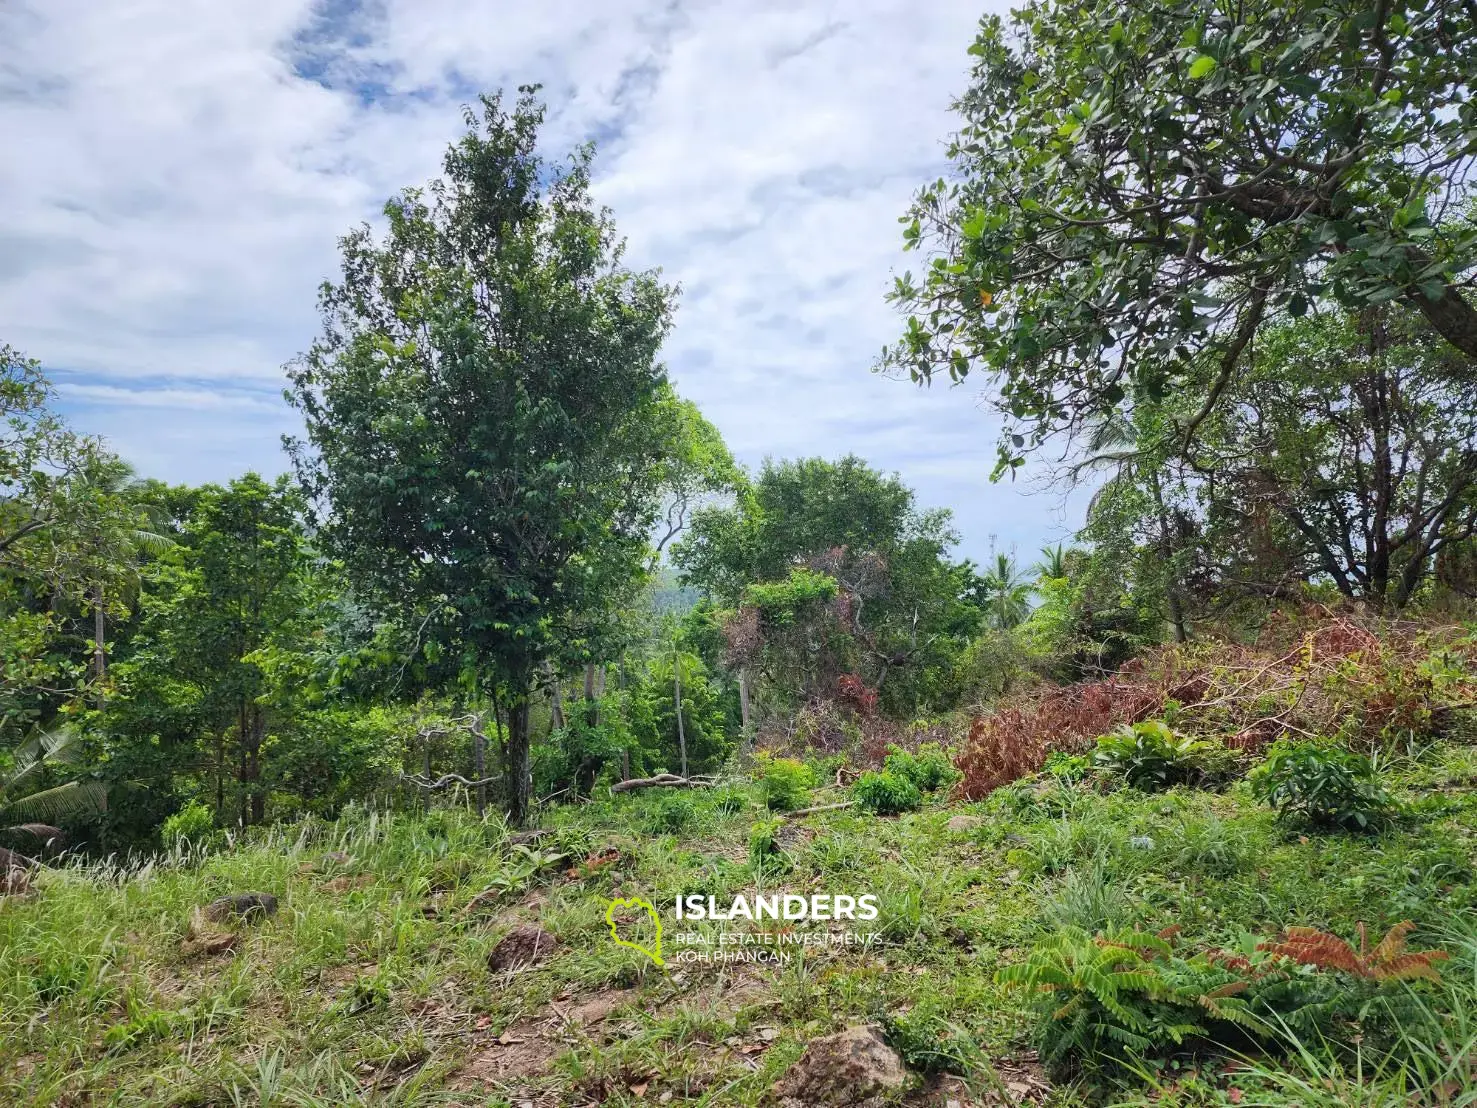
top-left (852, 770), bottom-right (922, 815)
top-left (1250, 740), bottom-right (1399, 831)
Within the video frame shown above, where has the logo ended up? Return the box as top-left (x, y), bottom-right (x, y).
top-left (605, 896), bottom-right (666, 967)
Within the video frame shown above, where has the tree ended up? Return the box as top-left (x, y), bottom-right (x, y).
top-left (981, 553), bottom-right (1034, 630)
top-left (885, 0), bottom-right (1477, 472)
top-left (675, 456), bottom-right (985, 715)
top-left (0, 725), bottom-right (106, 843)
top-left (0, 347), bottom-right (168, 735)
top-left (287, 88), bottom-right (677, 825)
top-left (1193, 310), bottom-right (1477, 608)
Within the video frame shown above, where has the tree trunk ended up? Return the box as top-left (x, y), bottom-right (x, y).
top-left (247, 706), bottom-right (266, 825)
top-left (423, 737), bottom-right (433, 814)
top-left (549, 665), bottom-right (565, 732)
top-left (92, 587), bottom-right (107, 707)
top-left (739, 668), bottom-right (752, 735)
top-left (674, 643), bottom-right (687, 778)
top-left (471, 713), bottom-right (487, 819)
top-left (506, 687), bottom-right (533, 827)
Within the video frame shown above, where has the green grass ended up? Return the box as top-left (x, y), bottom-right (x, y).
top-left (4, 747), bottom-right (1477, 1105)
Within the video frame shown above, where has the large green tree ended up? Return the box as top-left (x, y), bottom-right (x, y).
top-left (286, 88), bottom-right (677, 824)
top-left (674, 456), bottom-right (984, 714)
top-left (886, 0), bottom-right (1477, 472)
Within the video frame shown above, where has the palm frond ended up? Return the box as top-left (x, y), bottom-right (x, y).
top-left (0, 778), bottom-right (107, 826)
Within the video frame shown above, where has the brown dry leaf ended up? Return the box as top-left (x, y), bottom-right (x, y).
top-left (629, 1081), bottom-right (649, 1097)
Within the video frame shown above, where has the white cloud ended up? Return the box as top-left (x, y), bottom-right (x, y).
top-left (0, 0), bottom-right (1081, 560)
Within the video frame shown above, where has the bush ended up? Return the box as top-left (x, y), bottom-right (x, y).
top-left (852, 770), bottom-right (922, 815)
top-left (160, 801), bottom-right (217, 850)
top-left (748, 817), bottom-right (788, 873)
top-left (881, 1005), bottom-right (982, 1076)
top-left (712, 787), bottom-right (748, 815)
top-left (1043, 751), bottom-right (1092, 783)
top-left (1092, 720), bottom-right (1234, 790)
top-left (642, 795), bottom-right (696, 835)
top-left (883, 743), bottom-right (960, 793)
top-left (1249, 740), bottom-right (1399, 831)
top-left (756, 754), bottom-right (815, 812)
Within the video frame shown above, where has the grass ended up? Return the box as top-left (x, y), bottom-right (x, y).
top-left (4, 745), bottom-right (1477, 1106)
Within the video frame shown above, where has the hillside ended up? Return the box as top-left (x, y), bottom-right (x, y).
top-left (7, 622), bottom-right (1477, 1106)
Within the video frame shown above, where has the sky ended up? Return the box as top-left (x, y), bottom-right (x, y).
top-left (1, 0), bottom-right (1086, 566)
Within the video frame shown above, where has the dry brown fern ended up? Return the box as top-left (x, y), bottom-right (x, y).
top-left (1258, 921), bottom-right (1448, 982)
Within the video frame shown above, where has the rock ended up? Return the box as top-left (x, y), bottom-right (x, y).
top-left (1, 847), bottom-right (33, 894)
top-left (0, 845), bottom-right (37, 872)
top-left (321, 851), bottom-right (354, 867)
top-left (771, 1025), bottom-right (907, 1106)
top-left (8, 823), bottom-right (68, 856)
top-left (205, 892), bottom-right (279, 922)
top-left (946, 814), bottom-right (981, 833)
top-left (488, 924), bottom-right (559, 972)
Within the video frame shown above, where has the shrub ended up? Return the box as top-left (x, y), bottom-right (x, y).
top-left (1043, 751), bottom-right (1091, 782)
top-left (712, 788), bottom-right (748, 815)
top-left (881, 1006), bottom-right (983, 1076)
top-left (998, 927), bottom-right (1270, 1077)
top-left (852, 770), bottom-right (922, 815)
top-left (1249, 740), bottom-right (1399, 831)
top-left (1092, 720), bottom-right (1235, 790)
top-left (748, 818), bottom-right (788, 873)
top-left (883, 743), bottom-right (960, 793)
top-left (756, 754), bottom-right (815, 812)
top-left (642, 795), bottom-right (695, 835)
top-left (160, 801), bottom-right (218, 850)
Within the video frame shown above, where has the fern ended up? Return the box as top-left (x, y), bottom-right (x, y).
top-left (1258, 921), bottom-right (1448, 982)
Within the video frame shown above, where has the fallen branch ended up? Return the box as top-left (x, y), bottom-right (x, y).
top-left (784, 801), bottom-right (856, 818)
top-left (608, 774), bottom-right (716, 795)
top-left (401, 772), bottom-right (502, 791)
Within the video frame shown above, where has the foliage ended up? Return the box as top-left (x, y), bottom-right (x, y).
top-left (852, 770), bottom-right (922, 815)
top-left (882, 742), bottom-right (959, 793)
top-left (998, 927), bottom-right (1270, 1077)
top-left (1258, 921), bottom-right (1447, 983)
top-left (747, 816), bottom-right (787, 872)
top-left (1043, 751), bottom-right (1091, 783)
top-left (0, 725), bottom-right (106, 833)
top-left (641, 794), bottom-right (695, 836)
top-left (1250, 740), bottom-right (1399, 831)
top-left (676, 455), bottom-right (986, 717)
top-left (886, 0), bottom-right (1477, 473)
top-left (159, 800), bottom-right (216, 851)
top-left (754, 754), bottom-right (814, 812)
top-left (285, 88), bottom-right (678, 824)
top-left (1092, 720), bottom-right (1235, 790)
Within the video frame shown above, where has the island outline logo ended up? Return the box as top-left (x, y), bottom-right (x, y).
top-left (605, 896), bottom-right (666, 967)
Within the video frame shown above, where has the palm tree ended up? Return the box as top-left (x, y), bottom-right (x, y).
top-left (73, 459), bottom-right (175, 695)
top-left (0, 725), bottom-right (106, 853)
top-left (982, 552), bottom-right (1033, 630)
top-left (1034, 543), bottom-right (1068, 581)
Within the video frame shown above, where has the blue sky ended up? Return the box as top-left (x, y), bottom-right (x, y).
top-left (1, 0), bottom-right (1087, 566)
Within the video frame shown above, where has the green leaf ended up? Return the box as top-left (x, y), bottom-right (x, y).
top-left (1188, 55), bottom-right (1217, 79)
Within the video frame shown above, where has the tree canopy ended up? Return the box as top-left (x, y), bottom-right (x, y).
top-left (885, 0), bottom-right (1477, 473)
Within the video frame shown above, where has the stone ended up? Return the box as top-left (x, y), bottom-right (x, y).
top-left (771, 1025), bottom-right (907, 1106)
top-left (9, 823), bottom-right (68, 855)
top-left (946, 814), bottom-right (982, 833)
top-left (205, 892), bottom-right (279, 922)
top-left (487, 924), bottom-right (559, 972)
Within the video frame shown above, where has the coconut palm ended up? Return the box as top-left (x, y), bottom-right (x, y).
top-left (982, 552), bottom-right (1033, 630)
top-left (0, 725), bottom-right (105, 848)
top-left (1035, 543), bottom-right (1068, 581)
